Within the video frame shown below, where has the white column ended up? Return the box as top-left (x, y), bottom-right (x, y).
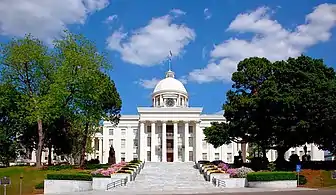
top-left (162, 122), bottom-right (167, 162)
top-left (173, 122), bottom-right (178, 162)
top-left (160, 96), bottom-right (163, 107)
top-left (151, 122), bottom-right (156, 162)
top-left (98, 138), bottom-right (103, 164)
top-left (195, 121), bottom-right (202, 162)
top-left (184, 122), bottom-right (189, 162)
top-left (140, 122), bottom-right (145, 161)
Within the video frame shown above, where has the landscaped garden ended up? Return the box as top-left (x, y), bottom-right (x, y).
top-left (196, 160), bottom-right (336, 189)
top-left (0, 160), bottom-right (143, 195)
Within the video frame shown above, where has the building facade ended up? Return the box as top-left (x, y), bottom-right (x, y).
top-left (88, 70), bottom-right (325, 164)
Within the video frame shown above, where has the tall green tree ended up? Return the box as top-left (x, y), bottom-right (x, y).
top-left (204, 56), bottom-right (336, 163)
top-left (0, 35), bottom-right (62, 168)
top-left (53, 32), bottom-right (121, 167)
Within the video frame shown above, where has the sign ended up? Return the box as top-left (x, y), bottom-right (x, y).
top-left (332, 171), bottom-right (336, 179)
top-left (296, 164), bottom-right (301, 173)
top-left (0, 177), bottom-right (11, 185)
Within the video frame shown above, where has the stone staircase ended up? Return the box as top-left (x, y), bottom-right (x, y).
top-left (108, 162), bottom-right (224, 194)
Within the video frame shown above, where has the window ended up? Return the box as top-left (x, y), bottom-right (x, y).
top-left (307, 151), bottom-right (311, 155)
top-left (121, 152), bottom-right (125, 162)
top-left (121, 129), bottom-right (126, 135)
top-left (133, 129), bottom-right (138, 136)
top-left (53, 156), bottom-right (56, 160)
top-left (189, 151), bottom-right (193, 161)
top-left (45, 155), bottom-right (48, 160)
top-left (133, 139), bottom-right (138, 149)
top-left (227, 153), bottom-right (232, 163)
top-left (109, 129), bottom-right (114, 135)
top-left (299, 151), bottom-right (304, 157)
top-left (202, 153), bottom-right (208, 160)
top-left (147, 151), bottom-right (151, 161)
top-left (61, 155), bottom-right (65, 161)
top-left (188, 126), bottom-right (193, 134)
top-left (202, 140), bottom-right (207, 149)
top-left (147, 137), bottom-right (151, 147)
top-left (188, 137), bottom-right (193, 146)
top-left (133, 153), bottom-right (138, 160)
top-left (121, 139), bottom-right (126, 148)
top-left (109, 139), bottom-right (113, 147)
top-left (291, 151), bottom-right (295, 155)
top-left (147, 126), bottom-right (151, 133)
top-left (215, 153), bottom-right (220, 160)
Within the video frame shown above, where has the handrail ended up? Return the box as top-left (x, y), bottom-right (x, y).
top-left (106, 178), bottom-right (127, 190)
top-left (212, 178), bottom-right (226, 187)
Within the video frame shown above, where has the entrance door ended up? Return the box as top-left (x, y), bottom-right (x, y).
top-left (167, 153), bottom-right (173, 162)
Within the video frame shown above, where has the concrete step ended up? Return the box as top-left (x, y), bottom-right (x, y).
top-left (109, 162), bottom-right (221, 193)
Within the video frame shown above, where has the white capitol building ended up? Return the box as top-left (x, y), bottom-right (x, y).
top-left (88, 69), bottom-right (325, 164)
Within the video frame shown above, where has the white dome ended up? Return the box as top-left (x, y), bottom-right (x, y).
top-left (152, 70), bottom-right (187, 95)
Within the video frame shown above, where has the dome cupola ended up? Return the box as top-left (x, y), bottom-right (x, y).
top-left (152, 69), bottom-right (188, 108)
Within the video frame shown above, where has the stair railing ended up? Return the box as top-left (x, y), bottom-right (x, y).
top-left (106, 178), bottom-right (128, 190)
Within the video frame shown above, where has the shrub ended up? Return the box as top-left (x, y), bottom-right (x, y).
top-left (35, 182), bottom-right (44, 189)
top-left (46, 165), bottom-right (74, 171)
top-left (129, 160), bottom-right (141, 164)
top-left (247, 171), bottom-right (296, 181)
top-left (46, 173), bottom-right (92, 181)
top-left (235, 167), bottom-right (254, 178)
top-left (297, 174), bottom-right (307, 185)
top-left (83, 164), bottom-right (109, 170)
top-left (267, 162), bottom-right (276, 172)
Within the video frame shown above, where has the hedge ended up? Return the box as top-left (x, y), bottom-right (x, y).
top-left (35, 182), bottom-right (44, 189)
top-left (247, 172), bottom-right (297, 181)
top-left (46, 173), bottom-right (92, 181)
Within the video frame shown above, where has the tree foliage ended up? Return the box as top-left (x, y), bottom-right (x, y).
top-left (204, 55), bottom-right (336, 161)
top-left (0, 31), bottom-right (122, 167)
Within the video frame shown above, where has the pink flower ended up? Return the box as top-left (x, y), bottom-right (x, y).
top-left (226, 168), bottom-right (238, 177)
top-left (218, 163), bottom-right (229, 171)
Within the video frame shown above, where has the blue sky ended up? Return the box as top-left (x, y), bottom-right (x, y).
top-left (1, 0), bottom-right (336, 114)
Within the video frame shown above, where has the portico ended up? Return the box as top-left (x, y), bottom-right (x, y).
top-left (138, 119), bottom-right (200, 162)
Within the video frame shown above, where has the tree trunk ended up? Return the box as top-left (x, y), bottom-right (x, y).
top-left (241, 143), bottom-right (247, 162)
top-left (36, 119), bottom-right (44, 168)
top-left (275, 147), bottom-right (288, 163)
top-left (48, 143), bottom-right (52, 166)
top-left (79, 122), bottom-right (89, 168)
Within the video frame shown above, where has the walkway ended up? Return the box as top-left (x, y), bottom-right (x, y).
top-left (109, 162), bottom-right (223, 194)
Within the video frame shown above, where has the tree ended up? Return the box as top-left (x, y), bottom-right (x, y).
top-left (53, 32), bottom-right (122, 167)
top-left (0, 36), bottom-right (62, 168)
top-left (204, 56), bottom-right (336, 164)
top-left (0, 84), bottom-right (22, 166)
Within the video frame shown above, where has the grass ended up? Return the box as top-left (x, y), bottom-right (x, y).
top-left (0, 166), bottom-right (89, 195)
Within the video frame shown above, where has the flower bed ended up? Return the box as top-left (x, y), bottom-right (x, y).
top-left (247, 172), bottom-right (297, 188)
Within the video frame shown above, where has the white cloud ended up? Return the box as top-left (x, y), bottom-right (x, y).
top-left (0, 0), bottom-right (109, 43)
top-left (136, 78), bottom-right (160, 89)
top-left (104, 14), bottom-right (118, 23)
top-left (170, 9), bottom-right (186, 17)
top-left (204, 8), bottom-right (212, 20)
top-left (189, 3), bottom-right (336, 83)
top-left (106, 12), bottom-right (195, 66)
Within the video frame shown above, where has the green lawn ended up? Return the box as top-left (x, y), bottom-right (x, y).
top-left (0, 166), bottom-right (88, 195)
